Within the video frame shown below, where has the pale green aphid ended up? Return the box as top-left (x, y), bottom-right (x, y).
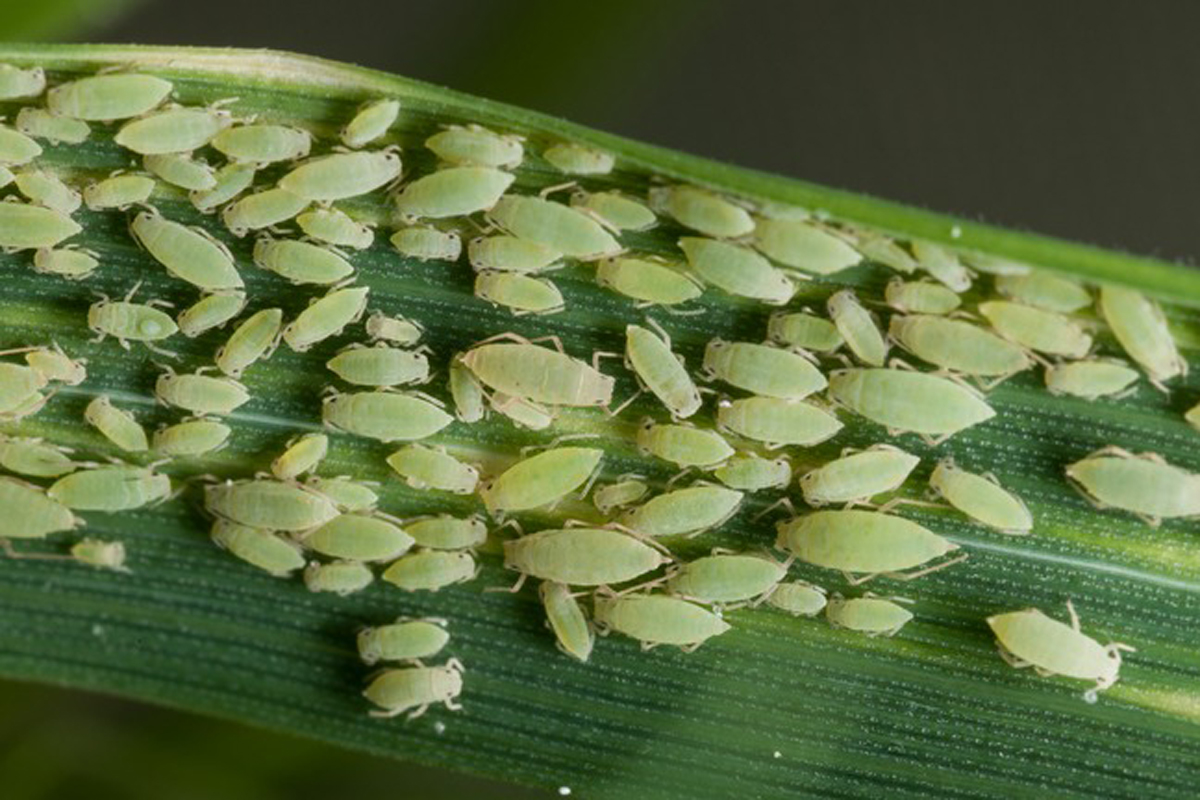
top-left (143, 153), bottom-right (216, 192)
top-left (88, 288), bottom-right (178, 349)
top-left (0, 390), bottom-right (49, 424)
top-left (752, 218), bottom-right (862, 274)
top-left (448, 358), bottom-right (485, 422)
top-left (48, 73), bottom-right (172, 121)
top-left (799, 445), bottom-right (920, 507)
top-left (593, 478), bottom-right (649, 515)
top-left (767, 310), bottom-right (844, 353)
top-left (828, 289), bottom-right (887, 366)
top-left (479, 446), bottom-right (604, 514)
top-left (33, 247), bottom-right (99, 280)
top-left (306, 476), bottom-right (378, 513)
top-left (0, 436), bottom-right (77, 478)
top-left (393, 166), bottom-right (514, 222)
top-left (1097, 285), bottom-right (1186, 388)
top-left (0, 165), bottom-right (15, 188)
top-left (570, 190), bottom-right (656, 232)
top-left (84, 396), bottom-right (148, 452)
top-left (189, 163), bottom-right (256, 213)
top-left (0, 362), bottom-right (46, 416)
top-left (177, 291), bottom-right (246, 337)
top-left (1065, 446), bottom-right (1200, 525)
top-left (382, 549), bottom-right (477, 592)
top-left (827, 368), bottom-right (995, 444)
top-left (48, 464), bottom-right (171, 511)
top-left (301, 512), bottom-right (414, 562)
top-left (995, 271), bottom-right (1090, 312)
top-left (637, 421), bottom-right (734, 469)
top-left (426, 123), bottom-right (524, 168)
top-left (541, 582), bottom-right (593, 662)
top-left (713, 454), bottom-right (791, 491)
top-left (910, 240), bottom-right (972, 292)
top-left (488, 194), bottom-right (622, 260)
top-left (12, 344), bottom-right (85, 386)
top-left (650, 185), bottom-right (754, 239)
top-left (341, 98), bottom-right (401, 148)
top-left (221, 187), bottom-right (310, 235)
top-left (215, 307), bottom-right (283, 378)
top-left (205, 479), bottom-right (339, 531)
top-left (114, 105), bottom-right (232, 154)
top-left (362, 660), bottom-right (465, 719)
top-left (543, 142), bottom-right (614, 175)
top-left (930, 460), bottom-right (1033, 535)
top-left (1185, 401), bottom-right (1200, 431)
top-left (211, 519), bottom-right (305, 577)
top-left (667, 553), bottom-right (787, 605)
top-left (852, 231), bottom-right (918, 273)
top-left (253, 237), bottom-right (354, 285)
top-left (14, 170), bottom-right (81, 215)
top-left (625, 323), bottom-right (702, 419)
top-left (888, 315), bottom-right (1032, 382)
top-left (297, 208), bottom-right (374, 250)
top-left (278, 149), bottom-right (402, 201)
top-left (475, 271), bottom-right (565, 315)
top-left (776, 510), bottom-right (961, 582)
top-left (322, 390), bottom-right (453, 442)
top-left (358, 618), bottom-right (449, 665)
top-left (593, 592), bottom-right (731, 651)
top-left (0, 125), bottom-right (43, 165)
top-left (826, 595), bottom-right (913, 637)
top-left (283, 285), bottom-right (370, 352)
top-left (304, 559), bottom-right (375, 595)
top-left (391, 226), bottom-right (462, 262)
top-left (1044, 359), bottom-right (1139, 400)
top-left (503, 527), bottom-right (668, 586)
top-left (0, 201), bottom-right (81, 249)
top-left (15, 107), bottom-right (90, 144)
top-left (595, 256), bottom-right (701, 307)
top-left (619, 484), bottom-right (743, 537)
top-left (0, 64), bottom-right (45, 99)
top-left (211, 123), bottom-right (311, 164)
top-left (716, 396), bottom-right (843, 448)
top-left (702, 340), bottom-right (826, 399)
top-left (366, 311), bottom-right (423, 345)
top-left (964, 253), bottom-right (1031, 276)
top-left (467, 235), bottom-right (560, 273)
top-left (131, 210), bottom-right (242, 291)
top-left (271, 432), bottom-right (328, 481)
top-left (979, 300), bottom-right (1092, 358)
top-left (386, 444), bottom-right (479, 494)
top-left (152, 417), bottom-right (231, 456)
top-left (327, 344), bottom-right (429, 387)
top-left (84, 173), bottom-right (155, 210)
top-left (765, 581), bottom-right (827, 617)
top-left (490, 391), bottom-right (554, 430)
top-left (678, 237), bottom-right (795, 305)
top-left (1, 476), bottom-right (81, 539)
top-left (459, 339), bottom-right (615, 407)
top-left (884, 278), bottom-right (961, 315)
top-left (156, 369), bottom-right (250, 416)
top-left (405, 515), bottom-right (488, 550)
top-left (71, 538), bottom-right (128, 572)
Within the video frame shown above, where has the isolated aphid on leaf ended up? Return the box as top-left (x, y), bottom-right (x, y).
top-left (283, 285), bottom-right (370, 352)
top-left (215, 308), bottom-right (283, 378)
top-left (358, 618), bottom-right (450, 665)
top-left (253, 237), bottom-right (354, 286)
top-left (271, 432), bottom-right (328, 481)
top-left (84, 396), bottom-right (148, 452)
top-left (322, 389), bottom-right (453, 443)
top-left (177, 291), bottom-right (246, 338)
top-left (210, 519), bottom-right (305, 577)
top-left (650, 185), bottom-right (754, 239)
top-left (716, 396), bottom-right (843, 449)
top-left (593, 592), bottom-right (731, 651)
top-left (341, 99), bottom-right (401, 149)
top-left (392, 226), bottom-right (462, 262)
top-left (114, 105), bottom-right (233, 155)
top-left (48, 464), bottom-right (171, 512)
top-left (381, 550), bottom-right (477, 592)
top-left (278, 149), bottom-right (402, 201)
top-left (702, 339), bottom-right (826, 399)
top-left (70, 538), bottom-right (128, 572)
top-left (386, 444), bottom-right (479, 494)
top-left (362, 659), bottom-right (465, 719)
top-left (152, 418), bottom-right (232, 457)
top-left (48, 73), bottom-right (172, 121)
top-left (625, 321), bottom-right (702, 419)
top-left (304, 559), bottom-right (375, 595)
top-left (155, 368), bottom-right (250, 416)
top-left (212, 123), bottom-right (311, 164)
top-left (825, 594), bottom-right (913, 637)
top-left (929, 460), bottom-right (1033, 535)
top-left (205, 479), bottom-right (339, 531)
top-left (426, 123), bottom-right (524, 168)
top-left (143, 153), bottom-right (216, 192)
top-left (15, 107), bottom-right (89, 144)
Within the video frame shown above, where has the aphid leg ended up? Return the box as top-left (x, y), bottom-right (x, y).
top-left (368, 706), bottom-right (405, 719)
top-left (527, 334), bottom-right (565, 353)
top-left (443, 697), bottom-right (463, 712)
top-left (1065, 599), bottom-right (1081, 631)
top-left (996, 645), bottom-right (1033, 670)
top-left (482, 572), bottom-right (527, 594)
top-left (919, 432), bottom-right (953, 448)
top-left (406, 703), bottom-right (430, 720)
top-left (538, 181), bottom-right (577, 199)
top-left (591, 349), bottom-right (620, 372)
top-left (659, 304), bottom-right (707, 318)
top-left (0, 345), bottom-right (37, 356)
top-left (752, 496), bottom-right (796, 522)
top-left (471, 331), bottom-right (534, 347)
top-left (144, 341), bottom-right (178, 359)
top-left (881, 552), bottom-right (969, 582)
top-left (877, 497), bottom-right (947, 513)
top-left (665, 467), bottom-right (694, 489)
top-left (607, 388), bottom-right (643, 418)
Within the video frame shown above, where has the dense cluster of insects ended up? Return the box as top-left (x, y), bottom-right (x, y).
top-left (1, 62), bottom-right (1196, 719)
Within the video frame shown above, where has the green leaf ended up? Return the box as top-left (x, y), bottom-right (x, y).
top-left (1, 44), bottom-right (1198, 799)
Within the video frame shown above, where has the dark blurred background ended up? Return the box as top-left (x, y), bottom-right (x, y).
top-left (2, 1), bottom-right (1196, 798)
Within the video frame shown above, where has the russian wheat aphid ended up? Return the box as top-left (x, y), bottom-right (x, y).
top-left (130, 209), bottom-right (243, 291)
top-left (619, 484), bottom-right (743, 537)
top-left (304, 560), bottom-right (375, 595)
top-left (143, 153), bottom-right (216, 191)
top-left (426, 124), bottom-right (523, 168)
top-left (189, 162), bottom-right (256, 213)
top-left (386, 444), bottom-right (478, 494)
top-left (0, 124), bottom-right (43, 165)
top-left (177, 291), bottom-right (246, 338)
top-left (485, 193), bottom-right (622, 261)
top-left (253, 237), bottom-right (354, 285)
top-left (341, 99), bottom-right (401, 148)
top-left (84, 396), bottom-right (148, 452)
top-left (0, 64), bottom-right (46, 100)
top-left (766, 310), bottom-right (843, 353)
top-left (151, 418), bottom-right (231, 456)
top-left (322, 389), bottom-right (453, 443)
top-left (467, 235), bottom-right (560, 272)
top-left (212, 123), bottom-right (311, 164)
top-left (83, 173), bottom-right (155, 210)
top-left (625, 322), bottom-right (702, 419)
top-left (667, 553), bottom-right (787, 605)
top-left (405, 515), bottom-right (488, 550)
top-left (593, 592), bottom-right (731, 651)
top-left (366, 311), bottom-right (423, 345)
top-left (490, 391), bottom-right (554, 429)
top-left (70, 538), bottom-right (127, 572)
top-left (716, 396), bottom-right (843, 448)
top-left (14, 169), bottom-right (81, 215)
top-left (1043, 359), bottom-right (1139, 399)
top-left (448, 357), bottom-right (485, 422)
top-left (592, 478), bottom-right (649, 515)
top-left (48, 464), bottom-right (170, 511)
top-left (543, 142), bottom-right (614, 175)
top-left (479, 447), bottom-right (604, 515)
top-left (540, 582), bottom-right (593, 662)
top-left (327, 343), bottom-right (429, 387)
top-left (362, 660), bottom-right (464, 719)
top-left (503, 526), bottom-right (668, 586)
top-left (114, 105), bottom-right (232, 154)
top-left (11, 344), bottom-right (86, 386)
top-left (979, 300), bottom-right (1092, 358)
top-left (713, 454), bottom-right (791, 491)
top-left (825, 594), bottom-right (913, 637)
top-left (296, 208), bottom-right (374, 250)
top-left (649, 185), bottom-right (753, 239)
top-left (570, 190), bottom-right (655, 232)
top-left (305, 476), bottom-right (378, 513)
top-left (392, 226), bottom-right (462, 262)
top-left (888, 315), bottom-right (1032, 383)
top-left (636, 421), bottom-right (733, 469)
top-left (765, 581), bottom-right (827, 617)
top-left (33, 247), bottom-right (98, 280)
top-left (47, 73), bottom-right (172, 121)
top-left (475, 271), bottom-right (565, 315)
top-left (1097, 285), bottom-right (1186, 389)
top-left (358, 618), bottom-right (449, 665)
top-left (1, 475), bottom-right (81, 540)
top-left (851, 231), bottom-right (917, 273)
top-left (910, 240), bottom-right (972, 292)
top-left (929, 460), bottom-right (1032, 534)
top-left (459, 337), bottom-right (614, 408)
top-left (279, 149), bottom-right (402, 201)
top-left (215, 308), bottom-right (283, 378)
top-left (0, 201), bottom-right (81, 249)
top-left (393, 166), bottom-right (514, 222)
top-left (963, 253), bottom-right (1031, 276)
top-left (799, 444), bottom-right (920, 507)
top-left (752, 218), bottom-right (861, 275)
top-left (1065, 446), bottom-right (1200, 526)
top-left (826, 367), bottom-right (995, 444)
top-left (0, 362), bottom-right (46, 417)
top-left (595, 256), bottom-right (701, 307)
top-left (271, 432), bottom-right (328, 481)
top-left (381, 550), bottom-right (477, 592)
top-left (87, 284), bottom-right (178, 349)
top-left (828, 289), bottom-right (887, 366)
top-left (221, 187), bottom-right (310, 236)
top-left (155, 368), bottom-right (250, 416)
top-left (205, 478), bottom-right (339, 531)
top-left (210, 518), bottom-right (305, 577)
top-left (884, 278), bottom-right (961, 315)
top-left (995, 271), bottom-right (1090, 312)
top-left (15, 107), bottom-right (89, 144)
top-left (679, 237), bottom-right (794, 305)
top-left (283, 286), bottom-right (370, 352)
top-left (300, 513), bottom-right (414, 562)
top-left (702, 340), bottom-right (826, 399)
top-left (0, 436), bottom-right (78, 478)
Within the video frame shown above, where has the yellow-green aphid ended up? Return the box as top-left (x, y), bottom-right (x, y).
top-left (828, 289), bottom-right (887, 366)
top-left (1097, 285), bottom-right (1186, 388)
top-left (426, 123), bottom-right (524, 168)
top-left (668, 553), bottom-right (786, 605)
top-left (177, 291), bottom-right (246, 338)
top-left (205, 479), bottom-right (339, 531)
top-left (767, 310), bottom-right (844, 352)
top-left (327, 344), bottom-right (429, 387)
top-left (221, 187), bottom-right (310, 235)
top-left (84, 396), bottom-right (148, 452)
top-left (70, 538), bottom-right (127, 571)
top-left (297, 208), bottom-right (374, 250)
top-left (752, 218), bottom-right (862, 275)
top-left (253, 237), bottom-right (354, 285)
top-left (459, 339), bottom-right (615, 407)
top-left (1, 476), bottom-right (81, 539)
top-left (391, 226), bottom-right (462, 262)
top-left (210, 518), bottom-right (305, 577)
top-left (92, 290), bottom-right (178, 349)
top-left (341, 99), bottom-right (401, 148)
top-left (448, 357), bottom-right (485, 422)
top-left (283, 286), bottom-right (370, 352)
top-left (1185, 401), bottom-right (1200, 431)
top-left (488, 194), bottom-right (622, 260)
top-left (979, 300), bottom-right (1092, 358)
top-left (827, 368), bottom-right (995, 444)
top-left (489, 391), bottom-right (554, 430)
top-left (963, 253), bottom-right (1031, 276)
top-left (826, 595), bottom-right (913, 637)
top-left (0, 390), bottom-right (50, 424)
top-left (269, 432), bottom-right (327, 481)
top-left (190, 162), bottom-right (256, 213)
top-left (620, 484), bottom-right (743, 537)
top-left (304, 559), bottom-right (375, 595)
top-left (636, 421), bottom-right (733, 468)
top-left (543, 142), bottom-right (614, 175)
top-left (799, 445), bottom-right (919, 507)
top-left (910, 240), bottom-right (971, 292)
top-left (10, 344), bottom-right (84, 386)
top-left (995, 271), bottom-right (1090, 312)
top-left (479, 447), bottom-right (604, 514)
top-left (306, 476), bottom-right (378, 513)
top-left (988, 602), bottom-right (1133, 698)
top-left (1066, 447), bottom-right (1200, 525)
top-left (0, 125), bottom-right (43, 165)
top-left (594, 256), bottom-right (701, 307)
top-left (33, 247), bottom-right (99, 280)
top-left (211, 123), bottom-right (311, 164)
top-left (14, 169), bottom-right (81, 215)
top-left (716, 396), bottom-right (843, 448)
top-left (366, 311), bottom-right (422, 345)
top-left (362, 660), bottom-right (464, 719)
top-left (679, 237), bottom-right (795, 305)
top-left (650, 185), bottom-right (754, 239)
top-left (765, 581), bottom-right (827, 617)
top-left (405, 515), bottom-right (487, 550)
top-left (468, 235), bottom-right (560, 273)
top-left (540, 582), bottom-right (593, 662)
top-left (358, 618), bottom-right (450, 664)
top-left (1044, 359), bottom-right (1138, 399)
top-left (0, 201), bottom-right (81, 249)
top-left (593, 592), bottom-right (731, 651)
top-left (382, 549), bottom-right (476, 591)
top-left (279, 149), bottom-right (402, 201)
top-left (215, 308), bottom-right (283, 378)
top-left (593, 478), bottom-right (649, 515)
top-left (0, 64), bottom-right (45, 99)
top-left (625, 322), bottom-right (702, 419)
top-left (114, 105), bottom-right (232, 154)
top-left (84, 173), bottom-right (155, 210)
top-left (884, 278), bottom-right (961, 315)
top-left (386, 445), bottom-right (478, 494)
top-left (300, 512), bottom-right (414, 562)
top-left (15, 107), bottom-right (89, 144)
top-left (888, 315), bottom-right (1032, 382)
top-left (143, 153), bottom-right (216, 191)
top-left (48, 73), bottom-right (171, 120)
top-left (322, 389), bottom-right (452, 442)
top-left (0, 363), bottom-right (45, 420)
top-left (152, 418), bottom-right (231, 456)
top-left (776, 510), bottom-right (961, 582)
top-left (713, 454), bottom-right (791, 491)
top-left (703, 340), bottom-right (826, 399)
top-left (570, 190), bottom-right (655, 232)
top-left (852, 232), bottom-right (917, 273)
top-left (393, 166), bottom-right (514, 222)
top-left (130, 209), bottom-right (242, 291)
top-left (929, 460), bottom-right (1032, 534)
top-left (48, 464), bottom-right (170, 511)
top-left (155, 368), bottom-right (249, 415)
top-left (503, 527), bottom-right (667, 586)
top-left (0, 436), bottom-right (77, 478)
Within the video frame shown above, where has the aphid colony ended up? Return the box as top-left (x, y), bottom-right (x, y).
top-left (0, 63), bottom-right (1193, 721)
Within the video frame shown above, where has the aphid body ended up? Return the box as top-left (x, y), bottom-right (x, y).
top-left (1097, 286), bottom-right (1186, 387)
top-left (296, 208), bottom-right (373, 249)
top-left (459, 341), bottom-right (614, 407)
top-left (0, 64), bottom-right (45, 100)
top-left (826, 595), bottom-right (913, 636)
top-left (215, 308), bottom-right (283, 377)
top-left (979, 300), bottom-right (1092, 358)
top-left (0, 202), bottom-right (81, 249)
top-left (650, 185), bottom-right (753, 239)
top-left (15, 169), bottom-right (82, 215)
top-left (592, 479), bottom-right (649, 515)
top-left (47, 73), bottom-right (172, 121)
top-left (593, 593), bottom-right (730, 650)
top-left (1065, 448), bottom-right (1200, 524)
top-left (71, 538), bottom-right (127, 571)
top-left (152, 418), bottom-right (231, 456)
top-left (930, 461), bottom-right (1033, 534)
top-left (278, 149), bottom-right (402, 201)
top-left (995, 272), bottom-right (1090, 312)
top-left (190, 162), bottom-right (256, 212)
top-left (667, 553), bottom-right (786, 604)
top-left (393, 166), bottom-right (514, 222)
top-left (327, 344), bottom-right (429, 387)
top-left (130, 210), bottom-right (242, 291)
top-left (271, 432), bottom-right (328, 480)
top-left (767, 311), bottom-right (844, 352)
top-left (543, 142), bottom-right (614, 174)
top-left (541, 582), bottom-right (593, 662)
top-left (475, 271), bottom-right (564, 315)
top-left (776, 510), bottom-right (960, 581)
top-left (33, 247), bottom-right (98, 279)
top-left (595, 257), bottom-right (701, 306)
top-left (177, 291), bottom-right (246, 338)
top-left (910, 241), bottom-right (972, 292)
top-left (799, 445), bottom-right (920, 506)
top-left (48, 465), bottom-right (170, 511)
top-left (713, 454), bottom-right (791, 491)
top-left (479, 447), bottom-right (603, 514)
top-left (828, 289), bottom-right (887, 366)
top-left (0, 436), bottom-right (77, 478)
top-left (87, 294), bottom-right (178, 346)
top-left (716, 396), bottom-right (843, 448)
top-left (253, 237), bottom-right (354, 286)
top-left (426, 124), bottom-right (523, 168)
top-left (765, 581), bottom-right (827, 617)
top-left (1043, 359), bottom-right (1139, 399)
top-left (205, 479), bottom-right (339, 531)
top-left (636, 421), bottom-right (733, 468)
top-left (386, 445), bottom-right (478, 494)
top-left (212, 123), bottom-right (312, 164)
top-left (625, 324), bottom-right (702, 419)
top-left (884, 278), bottom-right (961, 315)
top-left (358, 618), bottom-right (449, 664)
top-left (143, 153), bottom-right (216, 191)
top-left (221, 187), bottom-right (310, 235)
top-left (571, 190), bottom-right (655, 232)
top-left (362, 661), bottom-right (464, 718)
top-left (405, 515), bottom-right (488, 550)
top-left (155, 369), bottom-right (250, 416)
top-left (211, 519), bottom-right (306, 577)
top-left (1, 476), bottom-right (81, 539)
top-left (888, 315), bottom-right (1031, 380)
top-left (84, 396), bottom-right (148, 452)
top-left (752, 218), bottom-right (861, 274)
top-left (341, 99), bottom-right (401, 148)
top-left (392, 226), bottom-right (462, 262)
top-left (619, 484), bottom-right (743, 537)
top-left (382, 550), bottom-right (476, 591)
top-left (83, 174), bottom-right (155, 210)
top-left (302, 513), bottom-right (414, 562)
top-left (488, 194), bottom-right (621, 260)
top-left (504, 527), bottom-right (667, 586)
top-left (304, 560), bottom-right (374, 595)
top-left (467, 235), bottom-right (560, 273)
top-left (322, 390), bottom-right (452, 443)
top-left (283, 286), bottom-right (370, 351)
top-left (827, 368), bottom-right (995, 442)
top-left (679, 237), bottom-right (794, 305)
top-left (305, 477), bottom-right (378, 513)
top-left (113, 106), bottom-right (232, 154)
top-left (702, 340), bottom-right (826, 399)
